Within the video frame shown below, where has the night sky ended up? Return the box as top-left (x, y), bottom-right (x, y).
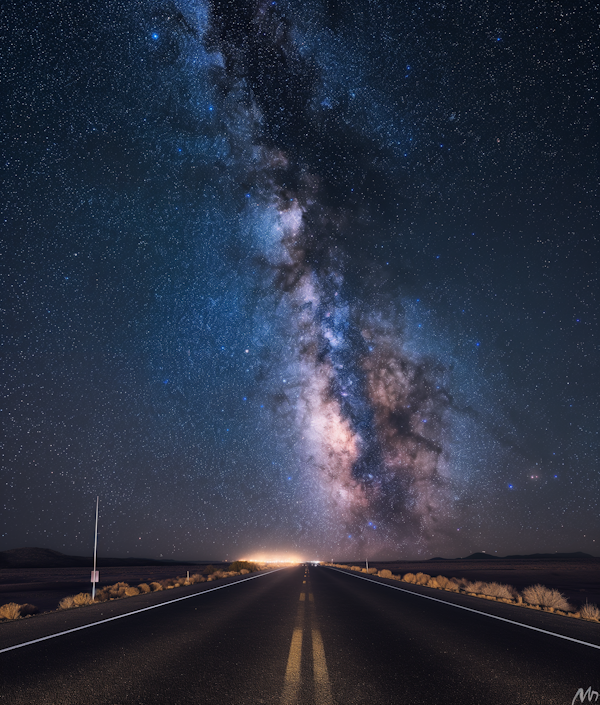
top-left (1, 0), bottom-right (598, 561)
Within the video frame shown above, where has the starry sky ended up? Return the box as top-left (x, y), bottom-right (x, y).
top-left (1, 0), bottom-right (598, 561)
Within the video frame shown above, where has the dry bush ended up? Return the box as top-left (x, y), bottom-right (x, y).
top-left (0, 602), bottom-right (24, 620)
top-left (240, 569), bottom-right (249, 575)
top-left (444, 580), bottom-right (460, 592)
top-left (228, 560), bottom-right (259, 573)
top-left (94, 589), bottom-right (111, 602)
top-left (19, 603), bottom-right (39, 617)
top-left (435, 575), bottom-right (450, 589)
top-left (463, 580), bottom-right (483, 593)
top-left (59, 596), bottom-right (76, 610)
top-left (427, 578), bottom-right (440, 589)
top-left (403, 573), bottom-right (417, 583)
top-left (203, 565), bottom-right (216, 575)
top-left (350, 566), bottom-right (362, 571)
top-left (149, 582), bottom-right (163, 592)
top-left (124, 587), bottom-right (140, 597)
top-left (73, 593), bottom-right (94, 606)
top-left (138, 583), bottom-right (151, 594)
top-left (522, 584), bottom-right (573, 611)
top-left (580, 602), bottom-right (600, 621)
top-left (479, 582), bottom-right (514, 600)
top-left (415, 573), bottom-right (431, 586)
top-left (102, 581), bottom-right (131, 599)
top-left (378, 569), bottom-right (393, 578)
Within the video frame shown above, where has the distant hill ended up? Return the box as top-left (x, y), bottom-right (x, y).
top-left (463, 552), bottom-right (499, 560)
top-left (424, 551), bottom-right (598, 562)
top-left (504, 552), bottom-right (597, 561)
top-left (0, 547), bottom-right (211, 569)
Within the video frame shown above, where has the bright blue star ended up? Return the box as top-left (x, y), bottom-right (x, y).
top-left (151, 32), bottom-right (159, 40)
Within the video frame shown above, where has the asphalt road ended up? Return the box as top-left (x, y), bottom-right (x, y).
top-left (0, 565), bottom-right (599, 704)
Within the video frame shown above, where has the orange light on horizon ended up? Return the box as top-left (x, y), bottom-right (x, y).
top-left (240, 553), bottom-right (305, 564)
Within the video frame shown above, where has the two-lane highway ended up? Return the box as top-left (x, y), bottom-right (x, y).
top-left (0, 565), bottom-right (598, 704)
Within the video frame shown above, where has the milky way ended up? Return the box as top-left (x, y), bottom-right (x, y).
top-left (2, 0), bottom-right (598, 560)
top-left (199, 0), bottom-right (459, 553)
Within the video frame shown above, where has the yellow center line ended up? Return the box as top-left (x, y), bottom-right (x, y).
top-left (312, 627), bottom-right (334, 705)
top-left (281, 600), bottom-right (306, 704)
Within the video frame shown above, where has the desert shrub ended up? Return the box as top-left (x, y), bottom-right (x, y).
top-left (228, 561), bottom-right (259, 573)
top-left (579, 602), bottom-right (600, 621)
top-left (415, 573), bottom-right (431, 586)
top-left (19, 603), bottom-right (39, 617)
top-left (350, 566), bottom-right (362, 571)
top-left (522, 584), bottom-right (573, 611)
top-left (149, 582), bottom-right (163, 592)
top-left (463, 580), bottom-right (483, 593)
top-left (479, 582), bottom-right (514, 600)
top-left (435, 575), bottom-right (450, 589)
top-left (0, 602), bottom-right (26, 620)
top-left (240, 569), bottom-right (249, 575)
top-left (427, 578), bottom-right (440, 589)
top-left (203, 565), bottom-right (216, 575)
top-left (138, 583), bottom-right (151, 594)
top-left (366, 568), bottom-right (377, 574)
top-left (444, 581), bottom-right (460, 592)
top-left (403, 573), bottom-right (417, 583)
top-left (73, 593), bottom-right (94, 606)
top-left (59, 596), bottom-right (76, 610)
top-left (124, 587), bottom-right (140, 597)
top-left (378, 569), bottom-right (393, 578)
top-left (189, 573), bottom-right (203, 583)
top-left (104, 582), bottom-right (131, 598)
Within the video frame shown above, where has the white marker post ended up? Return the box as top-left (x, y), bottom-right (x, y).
top-left (91, 496), bottom-right (99, 600)
top-left (366, 558), bottom-right (369, 572)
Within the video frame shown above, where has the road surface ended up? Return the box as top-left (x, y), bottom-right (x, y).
top-left (0, 565), bottom-right (598, 704)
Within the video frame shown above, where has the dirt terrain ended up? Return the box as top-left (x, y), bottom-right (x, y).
top-left (0, 564), bottom-right (227, 614)
top-left (361, 558), bottom-right (600, 608)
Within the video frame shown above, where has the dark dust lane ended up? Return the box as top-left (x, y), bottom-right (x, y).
top-left (311, 566), bottom-right (600, 705)
top-left (0, 567), bottom-right (305, 705)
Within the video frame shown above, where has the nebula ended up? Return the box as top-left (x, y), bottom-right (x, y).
top-left (183, 0), bottom-right (459, 552)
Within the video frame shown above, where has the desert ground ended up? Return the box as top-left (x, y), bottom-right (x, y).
top-left (0, 564), bottom-right (228, 614)
top-left (1, 557), bottom-right (599, 617)
top-left (361, 558), bottom-right (600, 608)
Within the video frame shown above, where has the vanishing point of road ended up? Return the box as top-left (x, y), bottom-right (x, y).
top-left (0, 565), bottom-right (598, 704)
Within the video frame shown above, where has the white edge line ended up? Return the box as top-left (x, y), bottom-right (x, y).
top-left (0, 569), bottom-right (284, 655)
top-left (327, 567), bottom-right (600, 651)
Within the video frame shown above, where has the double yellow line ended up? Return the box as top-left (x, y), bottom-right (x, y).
top-left (280, 572), bottom-right (333, 704)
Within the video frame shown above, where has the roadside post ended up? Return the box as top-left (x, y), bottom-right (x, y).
top-left (91, 496), bottom-right (99, 600)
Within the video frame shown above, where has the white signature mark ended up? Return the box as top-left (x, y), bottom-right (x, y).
top-left (573, 687), bottom-right (599, 704)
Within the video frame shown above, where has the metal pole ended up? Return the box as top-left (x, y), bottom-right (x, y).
top-left (92, 496), bottom-right (99, 600)
top-left (366, 558), bottom-right (368, 572)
